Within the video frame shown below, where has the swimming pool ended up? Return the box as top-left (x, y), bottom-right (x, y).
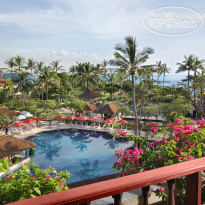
top-left (27, 129), bottom-right (133, 183)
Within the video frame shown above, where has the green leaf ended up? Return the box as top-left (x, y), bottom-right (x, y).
top-left (34, 187), bottom-right (41, 195)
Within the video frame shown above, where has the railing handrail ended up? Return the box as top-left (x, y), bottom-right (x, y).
top-left (8, 157), bottom-right (205, 205)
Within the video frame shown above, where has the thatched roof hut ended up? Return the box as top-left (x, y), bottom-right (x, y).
top-left (79, 88), bottom-right (100, 99)
top-left (0, 107), bottom-right (20, 117)
top-left (84, 104), bottom-right (98, 112)
top-left (0, 76), bottom-right (6, 85)
top-left (0, 135), bottom-right (36, 159)
top-left (95, 103), bottom-right (119, 115)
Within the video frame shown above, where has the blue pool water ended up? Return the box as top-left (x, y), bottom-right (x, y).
top-left (27, 129), bottom-right (133, 183)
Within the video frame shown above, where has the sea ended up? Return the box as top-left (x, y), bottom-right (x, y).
top-left (2, 73), bottom-right (187, 87)
top-left (135, 75), bottom-right (187, 87)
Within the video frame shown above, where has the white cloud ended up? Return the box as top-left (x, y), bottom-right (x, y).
top-left (0, 0), bottom-right (151, 38)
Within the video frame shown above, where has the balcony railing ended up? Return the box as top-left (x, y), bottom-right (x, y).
top-left (8, 157), bottom-right (205, 205)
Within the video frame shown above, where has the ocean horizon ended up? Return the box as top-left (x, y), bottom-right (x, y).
top-left (135, 75), bottom-right (187, 86)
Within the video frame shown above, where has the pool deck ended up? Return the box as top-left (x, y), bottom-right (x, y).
top-left (8, 120), bottom-right (160, 141)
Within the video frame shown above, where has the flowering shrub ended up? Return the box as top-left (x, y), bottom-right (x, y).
top-left (0, 162), bottom-right (70, 204)
top-left (0, 158), bottom-right (10, 173)
top-left (113, 119), bottom-right (205, 202)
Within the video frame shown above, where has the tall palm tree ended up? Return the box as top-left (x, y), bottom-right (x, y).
top-left (50, 60), bottom-right (64, 73)
top-left (5, 57), bottom-right (16, 81)
top-left (33, 61), bottom-right (45, 100)
top-left (25, 59), bottom-right (36, 76)
top-left (107, 73), bottom-right (117, 101)
top-left (38, 66), bottom-right (57, 100)
top-left (72, 62), bottom-right (98, 89)
top-left (110, 36), bottom-right (154, 135)
top-left (155, 61), bottom-right (163, 85)
top-left (13, 71), bottom-right (32, 110)
top-left (116, 70), bottom-right (127, 99)
top-left (192, 57), bottom-right (205, 103)
top-left (14, 55), bottom-right (25, 72)
top-left (176, 55), bottom-right (196, 90)
top-left (161, 63), bottom-right (171, 87)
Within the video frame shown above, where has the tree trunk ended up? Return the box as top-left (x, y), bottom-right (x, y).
top-left (22, 87), bottom-right (24, 110)
top-left (120, 85), bottom-right (122, 100)
top-left (188, 70), bottom-right (190, 90)
top-left (132, 73), bottom-right (138, 135)
top-left (163, 74), bottom-right (165, 87)
top-left (194, 69), bottom-right (196, 104)
top-left (46, 82), bottom-right (48, 101)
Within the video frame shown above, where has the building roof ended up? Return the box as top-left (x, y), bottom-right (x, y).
top-left (79, 88), bottom-right (101, 99)
top-left (95, 103), bottom-right (120, 115)
top-left (0, 135), bottom-right (36, 159)
top-left (0, 76), bottom-right (6, 83)
top-left (84, 104), bottom-right (98, 112)
top-left (0, 107), bottom-right (20, 117)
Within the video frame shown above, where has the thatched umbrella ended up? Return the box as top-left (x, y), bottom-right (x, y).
top-left (0, 107), bottom-right (20, 117)
top-left (95, 103), bottom-right (119, 119)
top-left (0, 135), bottom-right (36, 159)
top-left (79, 88), bottom-right (100, 100)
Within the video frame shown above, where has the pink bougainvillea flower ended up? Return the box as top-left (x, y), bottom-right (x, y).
top-left (46, 174), bottom-right (51, 178)
top-left (8, 175), bottom-right (13, 180)
top-left (120, 149), bottom-right (125, 156)
top-left (60, 182), bottom-right (65, 187)
top-left (174, 119), bottom-right (184, 125)
top-left (55, 176), bottom-right (59, 179)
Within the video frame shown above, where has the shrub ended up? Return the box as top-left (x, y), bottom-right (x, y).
top-left (0, 162), bottom-right (70, 204)
top-left (113, 119), bottom-right (205, 203)
top-left (0, 158), bottom-right (10, 173)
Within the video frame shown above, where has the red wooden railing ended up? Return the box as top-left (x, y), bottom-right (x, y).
top-left (8, 157), bottom-right (205, 205)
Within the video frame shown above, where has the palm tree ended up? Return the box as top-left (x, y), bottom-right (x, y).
top-left (161, 63), bottom-right (171, 87)
top-left (25, 59), bottom-right (36, 76)
top-left (176, 55), bottom-right (196, 90)
top-left (14, 55), bottom-right (25, 72)
top-left (13, 71), bottom-right (32, 110)
top-left (116, 70), bottom-right (127, 99)
top-left (72, 62), bottom-right (98, 89)
top-left (192, 57), bottom-right (205, 103)
top-left (110, 36), bottom-right (154, 135)
top-left (107, 73), bottom-right (117, 101)
top-left (155, 61), bottom-right (163, 85)
top-left (5, 57), bottom-right (16, 81)
top-left (38, 66), bottom-right (57, 100)
top-left (50, 60), bottom-right (64, 73)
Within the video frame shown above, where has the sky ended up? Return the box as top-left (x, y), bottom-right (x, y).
top-left (0, 0), bottom-right (204, 74)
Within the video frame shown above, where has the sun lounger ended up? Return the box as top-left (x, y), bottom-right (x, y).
top-left (95, 123), bottom-right (101, 129)
top-left (90, 123), bottom-right (95, 129)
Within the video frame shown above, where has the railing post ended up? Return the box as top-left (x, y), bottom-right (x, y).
top-left (112, 193), bottom-right (123, 205)
top-left (185, 172), bottom-right (201, 205)
top-left (167, 179), bottom-right (175, 205)
top-left (142, 186), bottom-right (150, 205)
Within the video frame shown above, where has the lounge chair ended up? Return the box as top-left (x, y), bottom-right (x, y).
top-left (95, 123), bottom-right (101, 129)
top-left (90, 123), bottom-right (95, 129)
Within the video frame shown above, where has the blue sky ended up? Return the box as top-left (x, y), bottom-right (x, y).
top-left (0, 0), bottom-right (204, 74)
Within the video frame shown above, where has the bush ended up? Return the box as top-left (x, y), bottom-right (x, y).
top-left (113, 119), bottom-right (205, 203)
top-left (0, 162), bottom-right (70, 204)
top-left (0, 158), bottom-right (10, 173)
